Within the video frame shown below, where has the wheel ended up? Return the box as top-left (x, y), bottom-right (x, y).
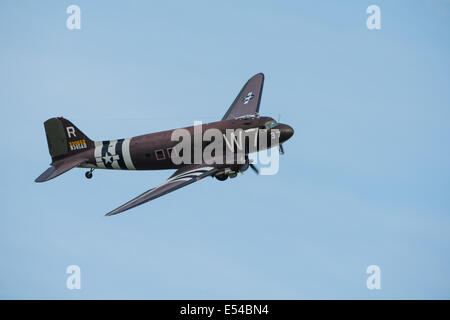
top-left (85, 171), bottom-right (93, 179)
top-left (215, 174), bottom-right (228, 181)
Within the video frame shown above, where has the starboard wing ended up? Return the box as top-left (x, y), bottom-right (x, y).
top-left (105, 165), bottom-right (218, 216)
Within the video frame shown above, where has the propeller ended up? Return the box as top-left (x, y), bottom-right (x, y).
top-left (276, 114), bottom-right (285, 155)
top-left (246, 157), bottom-right (259, 175)
top-left (249, 163), bottom-right (259, 175)
top-left (279, 144), bottom-right (285, 155)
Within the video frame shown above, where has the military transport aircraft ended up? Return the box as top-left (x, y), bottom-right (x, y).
top-left (35, 73), bottom-right (294, 216)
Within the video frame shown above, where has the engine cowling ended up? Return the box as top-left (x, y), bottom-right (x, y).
top-left (215, 168), bottom-right (237, 181)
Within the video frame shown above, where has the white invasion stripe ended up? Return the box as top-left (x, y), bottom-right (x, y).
top-left (108, 140), bottom-right (121, 170)
top-left (94, 141), bottom-right (106, 169)
top-left (170, 177), bottom-right (192, 182)
top-left (169, 171), bottom-right (207, 181)
top-left (167, 167), bottom-right (214, 182)
top-left (122, 138), bottom-right (136, 170)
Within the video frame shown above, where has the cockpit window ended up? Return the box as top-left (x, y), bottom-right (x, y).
top-left (264, 121), bottom-right (278, 129)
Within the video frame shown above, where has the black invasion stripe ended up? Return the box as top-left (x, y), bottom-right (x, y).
top-left (171, 172), bottom-right (205, 181)
top-left (172, 174), bottom-right (201, 182)
top-left (172, 169), bottom-right (214, 180)
top-left (102, 140), bottom-right (113, 169)
top-left (115, 139), bottom-right (127, 170)
top-left (175, 168), bottom-right (210, 178)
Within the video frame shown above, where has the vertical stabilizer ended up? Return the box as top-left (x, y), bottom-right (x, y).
top-left (43, 117), bottom-right (93, 162)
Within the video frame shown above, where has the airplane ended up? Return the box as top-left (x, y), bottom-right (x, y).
top-left (35, 73), bottom-right (294, 216)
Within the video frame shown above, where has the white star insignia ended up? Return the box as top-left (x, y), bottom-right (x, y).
top-left (103, 153), bottom-right (113, 165)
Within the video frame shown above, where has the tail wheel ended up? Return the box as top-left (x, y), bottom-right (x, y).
top-left (85, 168), bottom-right (94, 179)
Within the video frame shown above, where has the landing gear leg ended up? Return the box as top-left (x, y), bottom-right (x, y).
top-left (85, 168), bottom-right (94, 179)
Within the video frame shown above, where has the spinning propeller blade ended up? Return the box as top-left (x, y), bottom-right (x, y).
top-left (279, 144), bottom-right (285, 155)
top-left (249, 163), bottom-right (259, 175)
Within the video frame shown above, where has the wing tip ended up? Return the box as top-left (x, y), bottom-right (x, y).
top-left (105, 205), bottom-right (130, 216)
top-left (105, 209), bottom-right (121, 217)
top-left (248, 72), bottom-right (264, 83)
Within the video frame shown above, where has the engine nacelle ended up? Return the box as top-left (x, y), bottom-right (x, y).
top-left (215, 173), bottom-right (228, 181)
top-left (215, 168), bottom-right (238, 181)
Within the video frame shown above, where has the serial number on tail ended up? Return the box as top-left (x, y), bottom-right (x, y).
top-left (69, 139), bottom-right (87, 151)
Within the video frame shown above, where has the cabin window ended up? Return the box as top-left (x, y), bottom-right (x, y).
top-left (145, 153), bottom-right (151, 158)
top-left (155, 149), bottom-right (165, 160)
top-left (167, 148), bottom-right (173, 158)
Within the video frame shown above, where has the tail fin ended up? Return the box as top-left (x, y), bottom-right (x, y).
top-left (44, 117), bottom-right (93, 162)
top-left (35, 117), bottom-right (93, 182)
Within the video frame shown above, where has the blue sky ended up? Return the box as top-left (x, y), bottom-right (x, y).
top-left (1, 0), bottom-right (449, 299)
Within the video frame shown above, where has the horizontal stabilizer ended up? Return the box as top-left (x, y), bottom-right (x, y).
top-left (35, 157), bottom-right (88, 182)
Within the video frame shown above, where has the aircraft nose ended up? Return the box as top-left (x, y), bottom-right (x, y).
top-left (277, 124), bottom-right (294, 143)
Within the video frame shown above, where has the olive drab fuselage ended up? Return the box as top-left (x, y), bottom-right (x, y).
top-left (79, 116), bottom-right (290, 171)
